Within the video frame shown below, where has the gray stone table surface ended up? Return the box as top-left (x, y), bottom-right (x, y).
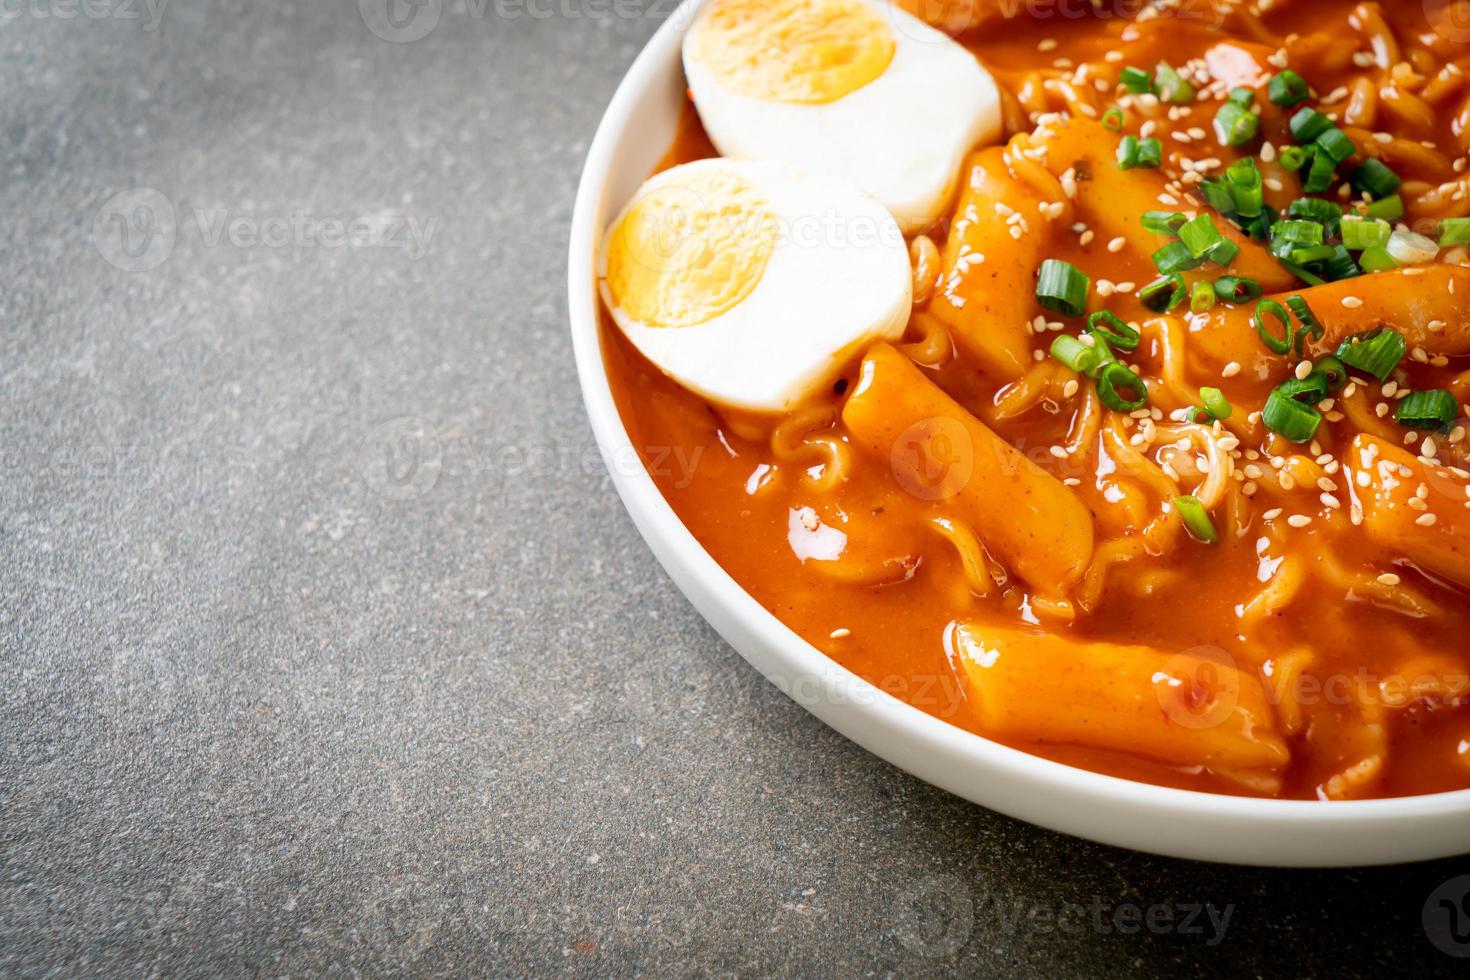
top-left (2, 1), bottom-right (1467, 975)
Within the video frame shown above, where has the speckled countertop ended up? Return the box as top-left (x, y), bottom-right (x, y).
top-left (2, 1), bottom-right (1467, 975)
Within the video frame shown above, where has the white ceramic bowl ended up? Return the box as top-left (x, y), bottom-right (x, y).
top-left (566, 5), bottom-right (1470, 867)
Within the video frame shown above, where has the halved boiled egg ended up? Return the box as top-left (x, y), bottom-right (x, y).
top-left (682, 0), bottom-right (1002, 233)
top-left (599, 158), bottom-right (910, 413)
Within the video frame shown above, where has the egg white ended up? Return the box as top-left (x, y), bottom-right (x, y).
top-left (599, 160), bottom-right (911, 414)
top-left (682, 0), bottom-right (1002, 233)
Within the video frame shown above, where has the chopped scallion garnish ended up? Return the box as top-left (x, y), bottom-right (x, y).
top-left (1213, 276), bottom-right (1262, 303)
top-left (1279, 144), bottom-right (1312, 172)
top-left (1262, 386), bottom-right (1323, 443)
top-left (1035, 258), bottom-right (1090, 317)
top-left (1214, 101), bottom-right (1259, 147)
top-left (1358, 245), bottom-right (1398, 272)
top-left (1341, 216), bottom-right (1391, 250)
top-left (1395, 390), bottom-right (1460, 431)
top-left (1312, 355), bottom-right (1349, 393)
top-left (1116, 135), bottom-right (1162, 170)
top-left (1253, 298), bottom-right (1293, 356)
top-left (1139, 273), bottom-right (1186, 313)
top-left (1315, 127), bottom-right (1356, 164)
top-left (1102, 106), bottom-right (1124, 132)
top-left (1268, 70), bottom-right (1309, 107)
top-left (1224, 157), bottom-right (1264, 216)
top-left (1364, 193), bottom-right (1404, 220)
top-left (1153, 240), bottom-right (1203, 274)
top-left (1096, 362), bottom-right (1149, 411)
top-left (1141, 210), bottom-right (1187, 235)
top-left (1352, 158), bottom-right (1401, 198)
top-left (1179, 213), bottom-right (1225, 258)
top-left (1190, 279), bottom-right (1216, 313)
top-left (1302, 148), bottom-right (1338, 194)
top-left (1440, 218), bottom-right (1470, 247)
top-left (1289, 107), bottom-right (1333, 143)
top-left (1119, 66), bottom-right (1152, 94)
top-left (1335, 328), bottom-right (1405, 381)
top-left (1271, 219), bottom-right (1325, 247)
top-left (1154, 62), bottom-right (1196, 105)
top-left (1200, 386), bottom-right (1233, 421)
top-left (1086, 310), bottom-right (1140, 352)
top-left (1175, 495), bottom-right (1219, 544)
top-left (1050, 334), bottom-right (1111, 376)
top-left (1284, 295), bottom-right (1324, 356)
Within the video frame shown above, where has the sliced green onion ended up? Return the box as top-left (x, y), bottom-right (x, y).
top-left (1364, 193), bottom-right (1404, 220)
top-left (1288, 245), bottom-right (1336, 266)
top-left (1285, 295), bottom-right (1324, 355)
top-left (1440, 217), bottom-right (1470, 247)
top-left (1311, 355), bottom-right (1349, 393)
top-left (1102, 106), bottom-right (1124, 132)
top-left (1319, 244), bottom-right (1360, 281)
top-left (1050, 334), bottom-right (1111, 376)
top-left (1179, 213), bottom-right (1225, 258)
top-left (1268, 70), bottom-right (1309, 107)
top-left (1262, 386), bottom-right (1323, 443)
top-left (1120, 66), bottom-right (1152, 94)
top-left (1275, 373), bottom-right (1330, 405)
top-left (1199, 178), bottom-right (1236, 215)
top-left (1335, 328), bottom-right (1405, 381)
top-left (1096, 362), bottom-right (1149, 411)
top-left (1228, 86), bottom-right (1257, 108)
top-left (1175, 495), bottom-right (1219, 544)
top-left (1154, 240), bottom-right (1203, 274)
top-left (1278, 258), bottom-right (1326, 287)
top-left (1340, 216), bottom-right (1391, 250)
top-left (1139, 273), bottom-right (1186, 313)
top-left (1395, 390), bottom-right (1460, 431)
top-left (1253, 298), bottom-right (1293, 356)
top-left (1200, 386), bottom-right (1233, 421)
top-left (1359, 245), bottom-right (1398, 272)
top-left (1035, 258), bottom-right (1090, 317)
top-left (1154, 62), bottom-right (1196, 105)
top-left (1190, 279), bottom-right (1216, 313)
top-left (1302, 149), bottom-right (1338, 194)
top-left (1315, 127), bottom-right (1356, 164)
top-left (1087, 310), bottom-right (1140, 352)
top-left (1279, 144), bottom-right (1313, 172)
top-left (1387, 227), bottom-right (1439, 266)
top-left (1214, 101), bottom-right (1259, 147)
top-left (1206, 239), bottom-right (1241, 267)
top-left (1272, 219), bottom-right (1325, 246)
top-left (1118, 135), bottom-right (1160, 170)
top-left (1286, 196), bottom-right (1342, 228)
top-left (1141, 210), bottom-right (1188, 234)
top-left (1289, 107), bottom-right (1334, 142)
top-left (1225, 157), bottom-right (1264, 217)
top-left (1352, 158), bottom-right (1401, 198)
top-left (1214, 276), bottom-right (1262, 303)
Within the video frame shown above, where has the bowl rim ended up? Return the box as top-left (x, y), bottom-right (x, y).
top-left (566, 1), bottom-right (1470, 867)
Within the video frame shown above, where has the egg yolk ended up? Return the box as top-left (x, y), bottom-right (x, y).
top-left (692, 0), bottom-right (895, 105)
top-left (604, 168), bottom-right (778, 329)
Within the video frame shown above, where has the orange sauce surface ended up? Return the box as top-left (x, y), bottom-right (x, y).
top-left (604, 1), bottom-right (1470, 799)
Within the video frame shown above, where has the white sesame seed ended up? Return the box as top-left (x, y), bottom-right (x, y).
top-left (1108, 236), bottom-right (1126, 253)
top-left (1376, 573), bottom-right (1401, 586)
top-left (1287, 514), bottom-right (1312, 528)
top-left (830, 628), bottom-right (851, 639)
top-left (1416, 513), bottom-right (1438, 527)
top-left (1341, 296), bottom-right (1363, 309)
top-left (1222, 361), bottom-right (1241, 378)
